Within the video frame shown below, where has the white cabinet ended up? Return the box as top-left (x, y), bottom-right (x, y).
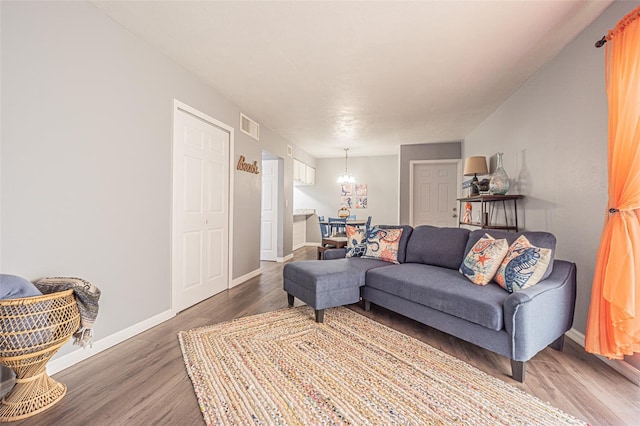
top-left (305, 165), bottom-right (315, 185)
top-left (293, 158), bottom-right (315, 186)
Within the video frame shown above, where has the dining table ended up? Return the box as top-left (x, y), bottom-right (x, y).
top-left (317, 236), bottom-right (348, 259)
top-left (318, 219), bottom-right (368, 228)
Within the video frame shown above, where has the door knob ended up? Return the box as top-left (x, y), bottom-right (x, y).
top-left (452, 214), bottom-right (457, 218)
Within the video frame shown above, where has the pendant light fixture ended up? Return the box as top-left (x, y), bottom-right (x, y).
top-left (336, 148), bottom-right (355, 184)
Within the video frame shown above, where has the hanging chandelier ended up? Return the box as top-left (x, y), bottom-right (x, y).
top-left (336, 148), bottom-right (355, 184)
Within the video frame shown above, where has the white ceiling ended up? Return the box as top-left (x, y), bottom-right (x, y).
top-left (92, 1), bottom-right (612, 158)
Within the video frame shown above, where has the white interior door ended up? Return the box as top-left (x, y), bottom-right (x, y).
top-left (173, 108), bottom-right (229, 312)
top-left (412, 162), bottom-right (458, 227)
top-left (260, 159), bottom-right (278, 261)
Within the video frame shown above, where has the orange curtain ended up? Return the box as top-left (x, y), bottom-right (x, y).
top-left (585, 6), bottom-right (640, 359)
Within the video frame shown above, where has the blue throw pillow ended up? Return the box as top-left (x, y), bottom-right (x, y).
top-left (0, 274), bottom-right (43, 300)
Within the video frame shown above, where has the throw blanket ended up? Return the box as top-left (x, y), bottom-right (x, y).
top-left (34, 277), bottom-right (101, 348)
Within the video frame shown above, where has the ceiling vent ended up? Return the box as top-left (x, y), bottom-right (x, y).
top-left (240, 113), bottom-right (259, 140)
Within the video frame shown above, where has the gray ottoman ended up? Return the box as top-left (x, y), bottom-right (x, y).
top-left (283, 259), bottom-right (362, 322)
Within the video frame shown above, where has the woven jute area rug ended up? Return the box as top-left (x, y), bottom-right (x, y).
top-left (178, 306), bottom-right (585, 425)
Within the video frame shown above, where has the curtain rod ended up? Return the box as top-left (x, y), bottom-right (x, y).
top-left (595, 36), bottom-right (607, 48)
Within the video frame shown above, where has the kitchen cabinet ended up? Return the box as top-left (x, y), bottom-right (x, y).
top-left (294, 159), bottom-right (315, 186)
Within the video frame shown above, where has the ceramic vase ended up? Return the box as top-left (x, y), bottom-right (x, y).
top-left (489, 152), bottom-right (510, 195)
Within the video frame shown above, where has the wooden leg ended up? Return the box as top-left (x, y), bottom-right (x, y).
top-left (511, 360), bottom-right (526, 383)
top-left (315, 309), bottom-right (324, 323)
top-left (363, 300), bottom-right (371, 311)
top-left (550, 334), bottom-right (565, 351)
top-left (287, 293), bottom-right (294, 306)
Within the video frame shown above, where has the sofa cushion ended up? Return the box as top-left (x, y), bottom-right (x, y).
top-left (366, 263), bottom-right (508, 331)
top-left (495, 235), bottom-right (552, 293)
top-left (362, 227), bottom-right (404, 264)
top-left (284, 257), bottom-right (389, 291)
top-left (464, 230), bottom-right (556, 280)
top-left (345, 225), bottom-right (367, 258)
top-left (405, 226), bottom-right (471, 270)
top-left (376, 225), bottom-right (413, 263)
top-left (459, 234), bottom-right (509, 285)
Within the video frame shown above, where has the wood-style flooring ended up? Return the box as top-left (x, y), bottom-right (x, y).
top-left (9, 246), bottom-right (640, 425)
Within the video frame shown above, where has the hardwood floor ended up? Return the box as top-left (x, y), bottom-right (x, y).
top-left (9, 246), bottom-right (640, 425)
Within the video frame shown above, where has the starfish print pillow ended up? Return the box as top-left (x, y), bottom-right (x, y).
top-left (459, 233), bottom-right (509, 285)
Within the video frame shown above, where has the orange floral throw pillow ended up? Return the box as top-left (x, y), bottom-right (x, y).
top-left (494, 235), bottom-right (552, 293)
top-left (459, 234), bottom-right (509, 285)
top-left (362, 227), bottom-right (404, 264)
top-left (345, 225), bottom-right (367, 258)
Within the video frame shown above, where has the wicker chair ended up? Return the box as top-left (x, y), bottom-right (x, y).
top-left (0, 290), bottom-right (80, 421)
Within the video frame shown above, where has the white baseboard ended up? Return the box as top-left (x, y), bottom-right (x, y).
top-left (293, 242), bottom-right (306, 251)
top-left (1, 309), bottom-right (175, 396)
top-left (566, 328), bottom-right (640, 386)
top-left (230, 268), bottom-right (261, 288)
top-left (276, 253), bottom-right (294, 263)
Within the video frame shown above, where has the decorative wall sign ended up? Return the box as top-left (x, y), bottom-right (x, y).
top-left (236, 155), bottom-right (260, 174)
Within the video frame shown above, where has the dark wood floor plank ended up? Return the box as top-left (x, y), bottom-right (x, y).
top-left (6, 246), bottom-right (639, 425)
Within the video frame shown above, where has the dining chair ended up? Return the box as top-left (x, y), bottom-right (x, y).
top-left (318, 216), bottom-right (330, 238)
top-left (328, 217), bottom-right (347, 236)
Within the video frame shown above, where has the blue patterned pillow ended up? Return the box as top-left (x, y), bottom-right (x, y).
top-left (345, 225), bottom-right (367, 258)
top-left (495, 235), bottom-right (552, 292)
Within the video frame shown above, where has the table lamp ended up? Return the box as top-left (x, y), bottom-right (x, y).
top-left (463, 156), bottom-right (488, 196)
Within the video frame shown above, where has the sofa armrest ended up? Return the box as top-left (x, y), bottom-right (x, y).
top-left (503, 260), bottom-right (577, 361)
top-left (324, 248), bottom-right (346, 260)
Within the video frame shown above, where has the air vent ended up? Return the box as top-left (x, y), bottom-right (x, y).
top-left (240, 113), bottom-right (259, 140)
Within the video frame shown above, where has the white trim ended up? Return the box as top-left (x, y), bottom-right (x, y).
top-left (230, 268), bottom-right (261, 288)
top-left (293, 242), bottom-right (307, 251)
top-left (1, 309), bottom-right (175, 395)
top-left (408, 159), bottom-right (462, 227)
top-left (276, 253), bottom-right (294, 263)
top-left (171, 100), bottom-right (235, 311)
top-left (566, 328), bottom-right (640, 386)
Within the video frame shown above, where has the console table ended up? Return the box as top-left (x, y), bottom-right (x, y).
top-left (457, 194), bottom-right (524, 232)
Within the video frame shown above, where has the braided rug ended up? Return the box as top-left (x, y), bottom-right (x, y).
top-left (178, 306), bottom-right (585, 425)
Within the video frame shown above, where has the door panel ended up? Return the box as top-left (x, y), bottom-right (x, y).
top-left (173, 108), bottom-right (229, 312)
top-left (413, 163), bottom-right (457, 227)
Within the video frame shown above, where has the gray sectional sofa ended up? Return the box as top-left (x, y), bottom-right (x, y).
top-left (283, 225), bottom-right (577, 382)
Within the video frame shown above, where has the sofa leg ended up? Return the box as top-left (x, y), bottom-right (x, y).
top-left (511, 360), bottom-right (526, 383)
top-left (550, 334), bottom-right (565, 351)
top-left (315, 309), bottom-right (324, 323)
top-left (363, 300), bottom-right (371, 311)
top-left (287, 293), bottom-right (294, 306)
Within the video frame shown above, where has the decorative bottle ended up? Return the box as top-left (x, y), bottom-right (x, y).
top-left (489, 152), bottom-right (510, 195)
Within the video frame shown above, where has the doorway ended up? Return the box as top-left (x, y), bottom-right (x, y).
top-left (172, 101), bottom-right (233, 313)
top-left (260, 154), bottom-right (279, 261)
top-left (409, 160), bottom-right (461, 227)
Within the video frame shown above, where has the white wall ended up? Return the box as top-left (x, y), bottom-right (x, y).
top-left (464, 0), bottom-right (640, 372)
top-left (0, 1), bottom-right (301, 367)
top-left (295, 155), bottom-right (399, 243)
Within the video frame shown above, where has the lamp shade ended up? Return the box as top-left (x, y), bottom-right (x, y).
top-left (463, 156), bottom-right (488, 176)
